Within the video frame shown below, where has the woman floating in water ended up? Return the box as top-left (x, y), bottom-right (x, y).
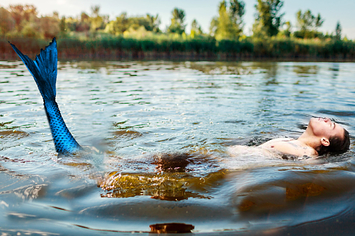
top-left (9, 38), bottom-right (350, 158)
top-left (229, 117), bottom-right (350, 159)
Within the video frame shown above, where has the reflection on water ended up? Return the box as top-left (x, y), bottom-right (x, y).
top-left (150, 223), bottom-right (195, 233)
top-left (1, 61), bottom-right (355, 234)
top-left (293, 64), bottom-right (319, 77)
top-left (100, 171), bottom-right (215, 200)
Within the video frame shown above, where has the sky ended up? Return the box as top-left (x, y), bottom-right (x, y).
top-left (1, 0), bottom-right (355, 39)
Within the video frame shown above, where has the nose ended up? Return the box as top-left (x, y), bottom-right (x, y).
top-left (323, 117), bottom-right (330, 122)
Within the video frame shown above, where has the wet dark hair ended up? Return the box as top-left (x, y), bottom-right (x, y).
top-left (318, 128), bottom-right (350, 155)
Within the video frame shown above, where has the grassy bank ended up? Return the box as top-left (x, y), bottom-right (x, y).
top-left (1, 37), bottom-right (355, 61)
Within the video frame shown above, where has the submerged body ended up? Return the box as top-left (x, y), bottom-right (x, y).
top-left (260, 138), bottom-right (317, 158)
top-left (228, 138), bottom-right (316, 160)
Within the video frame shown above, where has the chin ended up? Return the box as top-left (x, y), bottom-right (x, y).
top-left (309, 117), bottom-right (318, 125)
top-left (310, 117), bottom-right (327, 124)
top-left (308, 117), bottom-right (321, 132)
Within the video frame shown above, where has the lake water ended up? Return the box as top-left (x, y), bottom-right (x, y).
top-left (1, 60), bottom-right (355, 235)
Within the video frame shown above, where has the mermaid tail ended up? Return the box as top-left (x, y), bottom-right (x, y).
top-left (10, 38), bottom-right (82, 154)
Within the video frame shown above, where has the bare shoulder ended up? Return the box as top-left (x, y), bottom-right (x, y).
top-left (259, 138), bottom-right (317, 158)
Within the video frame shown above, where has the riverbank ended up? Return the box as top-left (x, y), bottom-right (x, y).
top-left (1, 37), bottom-right (355, 61)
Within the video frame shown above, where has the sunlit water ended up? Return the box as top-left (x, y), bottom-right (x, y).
top-left (1, 61), bottom-right (355, 235)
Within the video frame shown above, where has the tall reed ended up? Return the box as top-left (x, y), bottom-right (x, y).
top-left (1, 36), bottom-right (354, 61)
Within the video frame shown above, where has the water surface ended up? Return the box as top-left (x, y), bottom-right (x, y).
top-left (1, 61), bottom-right (355, 235)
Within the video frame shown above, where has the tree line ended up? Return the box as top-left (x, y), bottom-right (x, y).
top-left (0, 0), bottom-right (353, 61)
top-left (0, 0), bottom-right (346, 41)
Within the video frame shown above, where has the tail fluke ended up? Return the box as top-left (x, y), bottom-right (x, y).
top-left (10, 38), bottom-right (82, 155)
top-left (10, 38), bottom-right (57, 101)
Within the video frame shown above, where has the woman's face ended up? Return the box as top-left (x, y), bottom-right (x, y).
top-left (308, 117), bottom-right (345, 140)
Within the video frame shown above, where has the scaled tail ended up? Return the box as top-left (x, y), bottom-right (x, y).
top-left (10, 38), bottom-right (82, 154)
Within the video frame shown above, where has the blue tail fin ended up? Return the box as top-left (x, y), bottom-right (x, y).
top-left (10, 38), bottom-right (57, 101)
top-left (10, 38), bottom-right (82, 154)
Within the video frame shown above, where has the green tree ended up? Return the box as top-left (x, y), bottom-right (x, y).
top-left (105, 12), bottom-right (129, 35)
top-left (8, 4), bottom-right (38, 32)
top-left (105, 13), bottom-right (160, 36)
top-left (6, 4), bottom-right (50, 38)
top-left (209, 16), bottom-right (219, 37)
top-left (335, 21), bottom-right (342, 40)
top-left (21, 21), bottom-right (42, 38)
top-left (252, 0), bottom-right (284, 38)
top-left (296, 10), bottom-right (313, 32)
top-left (40, 15), bottom-right (60, 39)
top-left (229, 0), bottom-right (245, 27)
top-left (59, 16), bottom-right (67, 35)
top-left (146, 14), bottom-right (161, 33)
top-left (216, 1), bottom-right (234, 40)
top-left (75, 12), bottom-right (90, 32)
top-left (127, 16), bottom-right (154, 31)
top-left (315, 13), bottom-right (324, 28)
top-left (190, 19), bottom-right (203, 37)
top-left (64, 16), bottom-right (77, 32)
top-left (210, 0), bottom-right (245, 40)
top-left (295, 10), bottom-right (324, 38)
top-left (168, 8), bottom-right (186, 34)
top-left (90, 5), bottom-right (104, 32)
top-left (0, 7), bottom-right (15, 35)
top-left (277, 21), bottom-right (291, 38)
